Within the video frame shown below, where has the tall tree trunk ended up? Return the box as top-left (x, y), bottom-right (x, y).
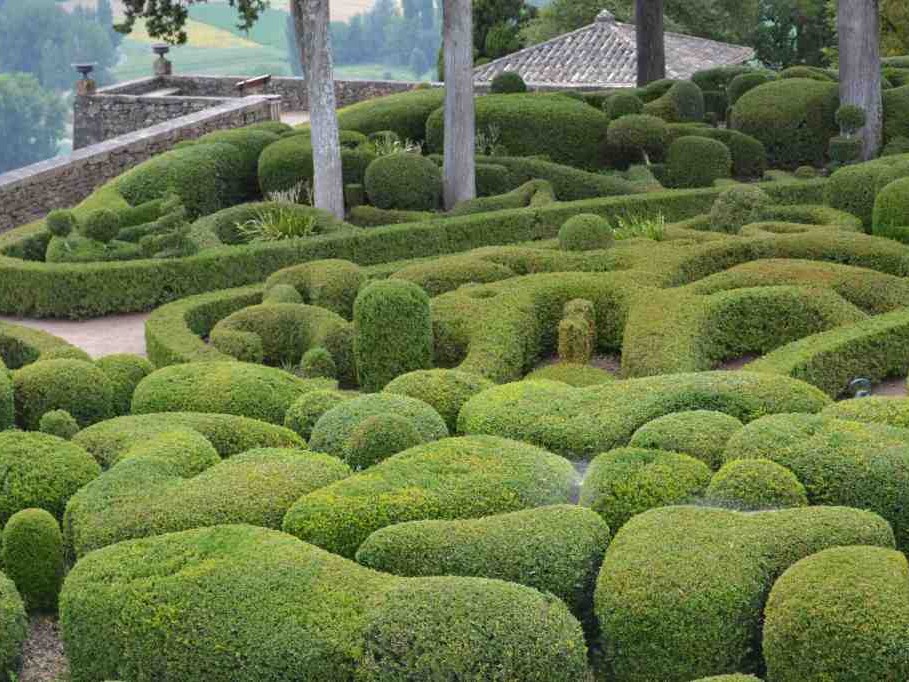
top-left (443, 0), bottom-right (476, 211)
top-left (636, 0), bottom-right (666, 87)
top-left (839, 0), bottom-right (883, 160)
top-left (295, 0), bottom-right (345, 218)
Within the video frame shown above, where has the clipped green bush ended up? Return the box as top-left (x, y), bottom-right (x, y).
top-left (38, 409), bottom-right (80, 440)
top-left (12, 359), bottom-right (113, 430)
top-left (257, 135), bottom-right (376, 195)
top-left (667, 136), bottom-right (732, 188)
top-left (708, 184), bottom-right (773, 233)
top-left (490, 71), bottom-right (527, 94)
top-left (298, 347), bottom-right (337, 380)
top-left (337, 87), bottom-right (445, 142)
top-left (644, 80), bottom-right (706, 123)
top-left (390, 256), bottom-right (514, 296)
top-left (95, 354), bottom-right (154, 416)
top-left (383, 369), bottom-right (493, 433)
top-left (353, 280), bottom-right (433, 392)
top-left (558, 213), bottom-right (613, 251)
top-left (283, 389), bottom-right (352, 441)
top-left (705, 459), bottom-right (807, 510)
top-left (45, 209), bottom-right (76, 237)
top-left (835, 104), bottom-right (866, 134)
top-left (873, 176), bottom-right (909, 241)
top-left (343, 414), bottom-right (422, 469)
top-left (263, 283), bottom-right (303, 304)
top-left (607, 92), bottom-right (645, 119)
top-left (196, 127), bottom-right (281, 198)
top-left (580, 447), bottom-right (712, 530)
top-left (629, 410), bottom-right (743, 470)
top-left (364, 153), bottom-right (442, 211)
top-left (828, 135), bottom-right (862, 164)
top-left (825, 153), bottom-right (909, 228)
top-left (283, 435), bottom-right (575, 557)
top-left (728, 72), bottom-right (775, 106)
top-left (192, 201), bottom-right (345, 246)
top-left (1, 508), bottom-right (64, 611)
top-left (0, 572), bottom-right (26, 682)
top-left (607, 113), bottom-right (669, 163)
top-left (78, 209), bottom-right (121, 243)
top-left (266, 259), bottom-right (366, 320)
top-left (524, 363), bottom-right (614, 387)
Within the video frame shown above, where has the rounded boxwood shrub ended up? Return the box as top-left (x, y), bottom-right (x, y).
top-left (705, 459), bottom-right (808, 510)
top-left (0, 572), bottom-right (26, 682)
top-left (283, 435), bottom-right (575, 558)
top-left (283, 389), bottom-right (352, 441)
top-left (196, 128), bottom-right (281, 198)
top-left (46, 209), bottom-right (76, 237)
top-left (359, 576), bottom-right (589, 681)
top-left (667, 136), bottom-right (732, 188)
top-left (0, 431), bottom-right (100, 525)
top-left (337, 87), bottom-right (446, 142)
top-left (364, 153), bottom-right (442, 211)
top-left (298, 347), bottom-right (337, 380)
top-left (13, 359), bottom-right (113, 430)
top-left (263, 283), bottom-right (303, 304)
top-left (309, 393), bottom-right (447, 458)
top-left (356, 505), bottom-right (610, 624)
top-left (257, 135), bottom-right (376, 195)
top-left (131, 362), bottom-right (315, 426)
top-left (873, 176), bottom-right (909, 240)
top-left (763, 546), bottom-right (909, 682)
top-left (728, 71), bottom-right (775, 106)
top-left (265, 259), bottom-right (366, 320)
top-left (525, 363), bottom-right (614, 387)
top-left (825, 155), bottom-right (909, 228)
top-left (95, 354), bottom-right (154, 416)
top-left (835, 104), bottom-right (866, 135)
top-left (643, 80), bottom-right (706, 123)
top-left (579, 447), bottom-right (712, 530)
top-left (390, 257), bottom-right (514, 297)
top-left (383, 369), bottom-right (493, 433)
top-left (78, 209), bottom-right (121, 243)
top-left (558, 213), bottom-right (614, 251)
top-left (1, 508), bottom-right (64, 611)
top-left (607, 92), bottom-right (645, 119)
top-left (38, 409), bottom-right (80, 440)
top-left (353, 280), bottom-right (434, 392)
top-left (343, 414), bottom-right (423, 469)
top-left (490, 71), bottom-right (527, 94)
top-left (629, 410), bottom-right (743, 470)
top-left (606, 113), bottom-right (669, 162)
top-left (708, 184), bottom-right (772, 234)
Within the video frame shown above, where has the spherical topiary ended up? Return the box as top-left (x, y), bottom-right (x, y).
top-left (629, 410), bottom-right (744, 470)
top-left (353, 280), bottom-right (434, 392)
top-left (45, 210), bottom-right (76, 238)
top-left (1, 508), bottom-right (64, 611)
top-left (835, 104), bottom-right (866, 135)
top-left (298, 347), bottom-right (337, 380)
top-left (828, 135), bottom-right (862, 164)
top-left (12, 359), bottom-right (113, 430)
top-left (643, 80), bottom-right (706, 123)
top-left (607, 92), bottom-right (645, 120)
top-left (38, 409), bottom-right (80, 440)
top-left (95, 354), bottom-right (155, 416)
top-left (78, 209), bottom-right (121, 243)
top-left (667, 136), bottom-right (732, 188)
top-left (383, 369), bottom-right (493, 433)
top-left (490, 71), bottom-right (527, 94)
top-left (558, 213), bottom-right (614, 251)
top-left (607, 114), bottom-right (669, 162)
top-left (872, 177), bottom-right (909, 240)
top-left (705, 458), bottom-right (808, 510)
top-left (283, 389), bottom-right (351, 441)
top-left (342, 413), bottom-right (423, 469)
top-left (708, 184), bottom-right (773, 233)
top-left (364, 153), bottom-right (442, 211)
top-left (263, 284), bottom-right (303, 304)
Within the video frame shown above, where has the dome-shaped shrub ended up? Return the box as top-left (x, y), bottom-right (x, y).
top-left (0, 573), bottom-right (26, 680)
top-left (872, 176), bottom-right (909, 241)
top-left (45, 210), bottom-right (76, 238)
top-left (383, 369), bottom-right (494, 432)
top-left (12, 359), bottom-right (113, 430)
top-left (667, 136), bottom-right (732, 188)
top-left (643, 80), bottom-right (705, 122)
top-left (263, 284), bottom-right (303, 304)
top-left (606, 113), bottom-right (669, 162)
top-left (629, 410), bottom-right (744, 470)
top-left (490, 71), bottom-right (527, 94)
top-left (708, 184), bottom-right (773, 233)
top-left (706, 459), bottom-right (808, 510)
top-left (95, 354), bottom-right (154, 416)
top-left (1, 508), bottom-right (64, 611)
top-left (284, 389), bottom-right (352, 441)
top-left (38, 409), bottom-right (80, 440)
top-left (343, 413), bottom-right (422, 469)
top-left (728, 71), bottom-right (775, 106)
top-left (607, 92), bottom-right (644, 119)
top-left (78, 209), bottom-right (121, 243)
top-left (309, 392), bottom-right (447, 458)
top-left (524, 363), bottom-right (614, 387)
top-left (835, 104), bottom-right (866, 135)
top-left (298, 347), bottom-right (337, 380)
top-left (579, 447), bottom-right (712, 530)
top-left (364, 153), bottom-right (442, 211)
top-left (353, 280), bottom-right (434, 392)
top-left (558, 213), bottom-right (613, 251)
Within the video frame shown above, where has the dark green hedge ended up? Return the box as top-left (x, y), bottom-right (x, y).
top-left (265, 259), bottom-right (365, 319)
top-left (390, 255), bottom-right (514, 296)
top-left (705, 458), bottom-right (807, 510)
top-left (1, 508), bottom-right (64, 611)
top-left (0, 320), bottom-right (84, 369)
top-left (336, 87), bottom-right (445, 142)
top-left (629, 410), bottom-right (743, 470)
top-left (13, 359), bottom-right (114, 430)
top-left (383, 369), bottom-right (493, 432)
top-left (0, 572), bottom-right (26, 682)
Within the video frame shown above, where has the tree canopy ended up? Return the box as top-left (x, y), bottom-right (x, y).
top-left (0, 73), bottom-right (65, 173)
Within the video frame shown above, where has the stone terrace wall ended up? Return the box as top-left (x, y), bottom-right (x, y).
top-left (0, 97), bottom-right (277, 233)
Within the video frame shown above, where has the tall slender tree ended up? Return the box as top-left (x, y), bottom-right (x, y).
top-left (442, 0), bottom-right (476, 210)
top-left (636, 0), bottom-right (666, 86)
top-left (838, 0), bottom-right (882, 160)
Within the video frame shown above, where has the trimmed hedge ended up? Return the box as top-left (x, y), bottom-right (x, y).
top-left (364, 153), bottom-right (442, 211)
top-left (595, 505), bottom-right (895, 682)
top-left (257, 135), bottom-right (376, 195)
top-left (709, 185), bottom-right (772, 233)
top-left (336, 87), bottom-right (446, 142)
top-left (559, 213), bottom-right (614, 251)
top-left (342, 414), bottom-right (421, 469)
top-left (390, 256), bottom-right (514, 296)
top-left (666, 126), bottom-right (767, 179)
top-left (629, 410), bottom-right (743, 470)
top-left (475, 155), bottom-right (637, 200)
top-left (0, 431), bottom-right (100, 525)
top-left (38, 409), bottom-right (80, 440)
top-left (873, 176), bottom-right (909, 242)
top-left (579, 447), bottom-right (712, 530)
top-left (383, 369), bottom-right (493, 432)
top-left (0, 320), bottom-right (80, 370)
top-left (284, 389), bottom-right (352, 440)
top-left (825, 153), bottom-right (909, 229)
top-left (13, 359), bottom-right (113, 429)
top-left (95, 354), bottom-right (154, 416)
top-left (490, 71), bottom-right (527, 94)
top-left (265, 259), bottom-right (365, 319)
top-left (763, 546), bottom-right (909, 681)
top-left (131, 362), bottom-right (318, 425)
top-left (667, 136), bottom-right (732, 188)
top-left (822, 396), bottom-right (909, 429)
top-left (196, 128), bottom-right (281, 198)
top-left (458, 371), bottom-right (830, 460)
top-left (705, 459), bottom-right (807, 510)
top-left (0, 572), bottom-right (26, 682)
top-left (1, 508), bottom-right (64, 611)
top-left (282, 435), bottom-right (575, 557)
top-left (524, 362), bottom-right (614, 387)
top-left (356, 505), bottom-right (609, 625)
top-left (643, 80), bottom-right (706, 123)
top-left (0, 360), bottom-right (10, 432)
top-left (191, 201), bottom-right (346, 246)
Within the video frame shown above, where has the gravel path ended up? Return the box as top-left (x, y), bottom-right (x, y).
top-left (19, 616), bottom-right (68, 682)
top-left (0, 313), bottom-right (148, 358)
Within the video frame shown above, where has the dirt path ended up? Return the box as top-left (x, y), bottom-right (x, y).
top-left (19, 616), bottom-right (68, 682)
top-left (0, 313), bottom-right (149, 358)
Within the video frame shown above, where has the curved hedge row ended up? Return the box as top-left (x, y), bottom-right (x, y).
top-left (0, 320), bottom-right (83, 369)
top-left (282, 435), bottom-right (575, 557)
top-left (264, 259), bottom-right (365, 319)
top-left (629, 410), bottom-right (743, 470)
top-left (383, 369), bottom-right (493, 432)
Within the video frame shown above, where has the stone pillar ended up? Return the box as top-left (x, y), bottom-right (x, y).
top-left (73, 63), bottom-right (97, 95)
top-left (152, 44), bottom-right (173, 77)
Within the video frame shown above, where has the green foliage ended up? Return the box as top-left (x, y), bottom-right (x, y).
top-left (257, 135), bottom-right (376, 195)
top-left (391, 256), bottom-right (515, 296)
top-left (666, 125), bottom-right (768, 178)
top-left (728, 72), bottom-right (775, 106)
top-left (95, 354), bottom-right (154, 416)
top-left (337, 88), bottom-right (446, 142)
top-left (38, 409), bottom-right (80, 440)
top-left (835, 104), bottom-right (866, 135)
top-left (873, 177), bottom-right (909, 241)
top-left (477, 155), bottom-right (637, 200)
top-left (1, 508), bottom-right (63, 611)
top-left (283, 389), bottom-right (352, 441)
top-left (643, 80), bottom-right (706, 123)
top-left (558, 299), bottom-right (596, 363)
top-left (524, 363), bottom-right (614, 387)
top-left (558, 214), bottom-right (613, 251)
top-left (364, 153), bottom-right (442, 211)
top-left (383, 369), bottom-right (493, 433)
top-left (607, 92), bottom-right (645, 119)
top-left (263, 284), bottom-right (302, 304)
top-left (197, 128), bottom-right (281, 199)
top-left (0, 571), bottom-right (26, 682)
top-left (828, 135), bottom-right (862, 164)
top-left (343, 414), bottom-right (422, 469)
top-left (825, 154), bottom-right (909, 228)
top-left (0, 72), bottom-right (65, 173)
top-left (283, 435), bottom-right (575, 558)
top-left (78, 209), bottom-right (121, 244)
top-left (12, 359), bottom-right (113, 430)
top-left (266, 259), bottom-right (366, 319)
top-left (45, 210), bottom-right (76, 238)
top-left (194, 202), bottom-right (344, 246)
top-left (490, 71), bottom-right (527, 94)
top-left (709, 185), bottom-right (773, 233)
top-left (668, 136), bottom-right (732, 188)
top-left (580, 447), bottom-right (712, 530)
top-left (706, 459), bottom-right (808, 510)
top-left (353, 280), bottom-right (434, 391)
top-left (629, 410), bottom-right (743, 470)
top-left (606, 114), bottom-right (669, 163)
top-left (298, 347), bottom-right (337, 380)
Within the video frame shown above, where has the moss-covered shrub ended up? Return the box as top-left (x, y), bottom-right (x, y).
top-left (353, 280), bottom-right (433, 392)
top-left (579, 447), bottom-right (712, 530)
top-left (390, 256), bottom-right (514, 296)
top-left (364, 153), bottom-right (442, 211)
top-left (131, 362), bottom-right (315, 425)
top-left (667, 136), bottom-right (732, 188)
top-left (558, 299), bottom-right (596, 363)
top-left (283, 389), bottom-right (352, 441)
top-left (95, 354), bottom-right (154, 416)
top-left (283, 435), bottom-right (574, 557)
top-left (763, 546), bottom-right (909, 682)
top-left (0, 431), bottom-right (100, 525)
top-left (709, 185), bottom-right (772, 233)
top-left (1, 508), bottom-right (63, 611)
top-left (524, 363), bottom-right (614, 387)
top-left (490, 71), bottom-right (527, 94)
top-left (383, 369), bottom-right (493, 433)
top-left (265, 259), bottom-right (366, 320)
top-left (705, 459), bottom-right (807, 510)
top-left (0, 572), bottom-right (26, 682)
top-left (558, 213), bottom-right (613, 251)
top-left (337, 87), bottom-right (446, 142)
top-left (342, 414), bottom-right (422, 469)
top-left (873, 176), bottom-right (909, 242)
top-left (595, 505), bottom-right (894, 682)
top-left (298, 347), bottom-right (337, 380)
top-left (12, 359), bottom-right (113, 430)
top-left (629, 410), bottom-right (743, 470)
top-left (45, 209), bottom-right (76, 237)
top-left (607, 92), bottom-right (645, 119)
top-left (606, 114), bottom-right (669, 163)
top-left (38, 409), bottom-right (80, 440)
top-left (643, 80), bottom-right (706, 123)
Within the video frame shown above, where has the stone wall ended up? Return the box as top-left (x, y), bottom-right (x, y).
top-left (0, 97), bottom-right (277, 233)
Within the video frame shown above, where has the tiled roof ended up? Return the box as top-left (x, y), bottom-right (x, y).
top-left (474, 10), bottom-right (755, 89)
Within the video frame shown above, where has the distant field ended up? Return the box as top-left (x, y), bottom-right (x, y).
top-left (128, 18), bottom-right (262, 49)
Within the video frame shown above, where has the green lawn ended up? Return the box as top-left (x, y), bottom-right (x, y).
top-left (187, 4), bottom-right (291, 52)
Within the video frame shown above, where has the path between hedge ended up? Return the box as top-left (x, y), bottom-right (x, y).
top-left (0, 313), bottom-right (149, 358)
